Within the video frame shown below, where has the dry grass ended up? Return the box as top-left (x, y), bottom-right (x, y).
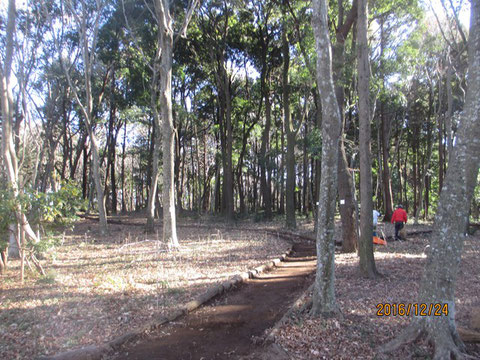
top-left (0, 215), bottom-right (290, 359)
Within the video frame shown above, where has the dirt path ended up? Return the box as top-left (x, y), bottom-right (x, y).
top-left (108, 242), bottom-right (316, 360)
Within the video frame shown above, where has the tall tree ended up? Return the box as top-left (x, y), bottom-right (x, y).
top-left (148, 0), bottom-right (197, 245)
top-left (378, 16), bottom-right (395, 221)
top-left (1, 0), bottom-right (41, 266)
top-left (253, 0), bottom-right (276, 220)
top-left (332, 0), bottom-right (359, 253)
top-left (310, 0), bottom-right (342, 317)
top-left (357, 0), bottom-right (377, 277)
top-left (53, 0), bottom-right (108, 234)
top-left (200, 1), bottom-right (236, 221)
top-left (282, 0), bottom-right (296, 229)
top-left (382, 1), bottom-right (480, 357)
top-left (140, 2), bottom-right (163, 233)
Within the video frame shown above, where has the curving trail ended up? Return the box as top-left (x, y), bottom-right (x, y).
top-left (108, 242), bottom-right (316, 360)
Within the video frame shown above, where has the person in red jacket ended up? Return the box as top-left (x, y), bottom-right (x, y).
top-left (391, 204), bottom-right (408, 240)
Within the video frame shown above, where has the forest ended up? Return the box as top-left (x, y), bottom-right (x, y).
top-left (1, 0), bottom-right (480, 359)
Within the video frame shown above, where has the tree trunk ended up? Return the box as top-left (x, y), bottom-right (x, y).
top-left (121, 118), bottom-right (127, 213)
top-left (41, 135), bottom-right (59, 193)
top-left (145, 77), bottom-right (160, 233)
top-left (357, 0), bottom-right (377, 278)
top-left (1, 0), bottom-right (40, 250)
top-left (71, 130), bottom-right (87, 180)
top-left (381, 109), bottom-right (394, 221)
top-left (279, 116), bottom-right (285, 215)
top-left (445, 58), bottom-right (454, 156)
top-left (313, 91), bottom-right (321, 233)
top-left (382, 3), bottom-right (480, 357)
top-left (302, 121), bottom-right (309, 217)
top-left (260, 79), bottom-right (273, 219)
top-left (8, 224), bottom-right (18, 258)
top-left (413, 135), bottom-right (418, 218)
top-left (338, 143), bottom-right (358, 252)
top-left (19, 225), bottom-right (25, 283)
top-left (213, 51), bottom-right (234, 220)
top-left (0, 246), bottom-right (7, 274)
top-left (152, 0), bottom-right (180, 247)
top-left (106, 70), bottom-right (119, 215)
top-left (379, 18), bottom-right (394, 221)
top-left (310, 0), bottom-right (342, 317)
top-left (179, 137), bottom-right (187, 211)
top-left (202, 130), bottom-right (208, 211)
top-left (194, 124), bottom-right (202, 213)
top-left (214, 154), bottom-right (221, 213)
top-left (190, 136), bottom-right (196, 210)
top-left (403, 144), bottom-right (409, 211)
top-left (237, 122), bottom-right (248, 215)
top-left (59, 0), bottom-right (107, 234)
top-left (332, 0), bottom-right (358, 253)
top-left (415, 90), bottom-right (435, 223)
top-left (433, 70), bottom-right (444, 197)
top-left (283, 4), bottom-right (296, 229)
top-left (82, 145), bottom-right (89, 199)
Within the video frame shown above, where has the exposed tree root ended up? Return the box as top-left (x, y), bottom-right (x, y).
top-left (299, 297), bottom-right (313, 315)
top-left (380, 319), bottom-right (475, 359)
top-left (309, 301), bottom-right (344, 320)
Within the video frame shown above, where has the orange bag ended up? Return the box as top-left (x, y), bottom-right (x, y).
top-left (373, 236), bottom-right (387, 245)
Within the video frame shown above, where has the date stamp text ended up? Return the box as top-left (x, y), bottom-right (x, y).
top-left (376, 303), bottom-right (449, 317)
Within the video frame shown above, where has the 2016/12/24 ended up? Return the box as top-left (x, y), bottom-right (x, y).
top-left (376, 303), bottom-right (449, 317)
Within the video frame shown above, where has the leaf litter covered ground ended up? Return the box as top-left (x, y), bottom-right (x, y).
top-left (0, 215), bottom-right (290, 359)
top-left (1, 216), bottom-right (480, 360)
top-left (273, 223), bottom-right (480, 359)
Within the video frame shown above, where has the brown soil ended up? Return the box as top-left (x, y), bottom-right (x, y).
top-left (107, 242), bottom-right (316, 360)
top-left (0, 215), bottom-right (293, 359)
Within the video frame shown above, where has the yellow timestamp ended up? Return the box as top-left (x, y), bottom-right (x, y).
top-left (376, 303), bottom-right (449, 317)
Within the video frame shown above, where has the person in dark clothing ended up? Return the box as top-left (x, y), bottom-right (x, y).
top-left (391, 205), bottom-right (407, 240)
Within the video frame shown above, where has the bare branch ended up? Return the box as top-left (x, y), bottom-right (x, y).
top-left (447, 0), bottom-right (468, 45)
top-left (121, 0), bottom-right (154, 72)
top-left (143, 0), bottom-right (156, 20)
top-left (174, 0), bottom-right (200, 46)
top-left (430, 2), bottom-right (456, 50)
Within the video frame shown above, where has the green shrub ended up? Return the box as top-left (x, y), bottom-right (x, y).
top-left (0, 182), bottom-right (84, 257)
top-left (0, 188), bottom-right (15, 252)
top-left (28, 180), bottom-right (86, 225)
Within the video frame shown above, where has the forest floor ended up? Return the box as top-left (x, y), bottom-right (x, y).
top-left (273, 224), bottom-right (480, 360)
top-left (0, 213), bottom-right (292, 359)
top-left (1, 215), bottom-right (479, 359)
top-left (107, 240), bottom-right (316, 360)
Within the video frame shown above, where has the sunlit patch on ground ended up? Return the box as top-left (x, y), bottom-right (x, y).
top-left (0, 216), bottom-right (290, 359)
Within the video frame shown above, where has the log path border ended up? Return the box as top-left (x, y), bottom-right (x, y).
top-left (38, 218), bottom-right (440, 359)
top-left (38, 228), bottom-right (302, 360)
